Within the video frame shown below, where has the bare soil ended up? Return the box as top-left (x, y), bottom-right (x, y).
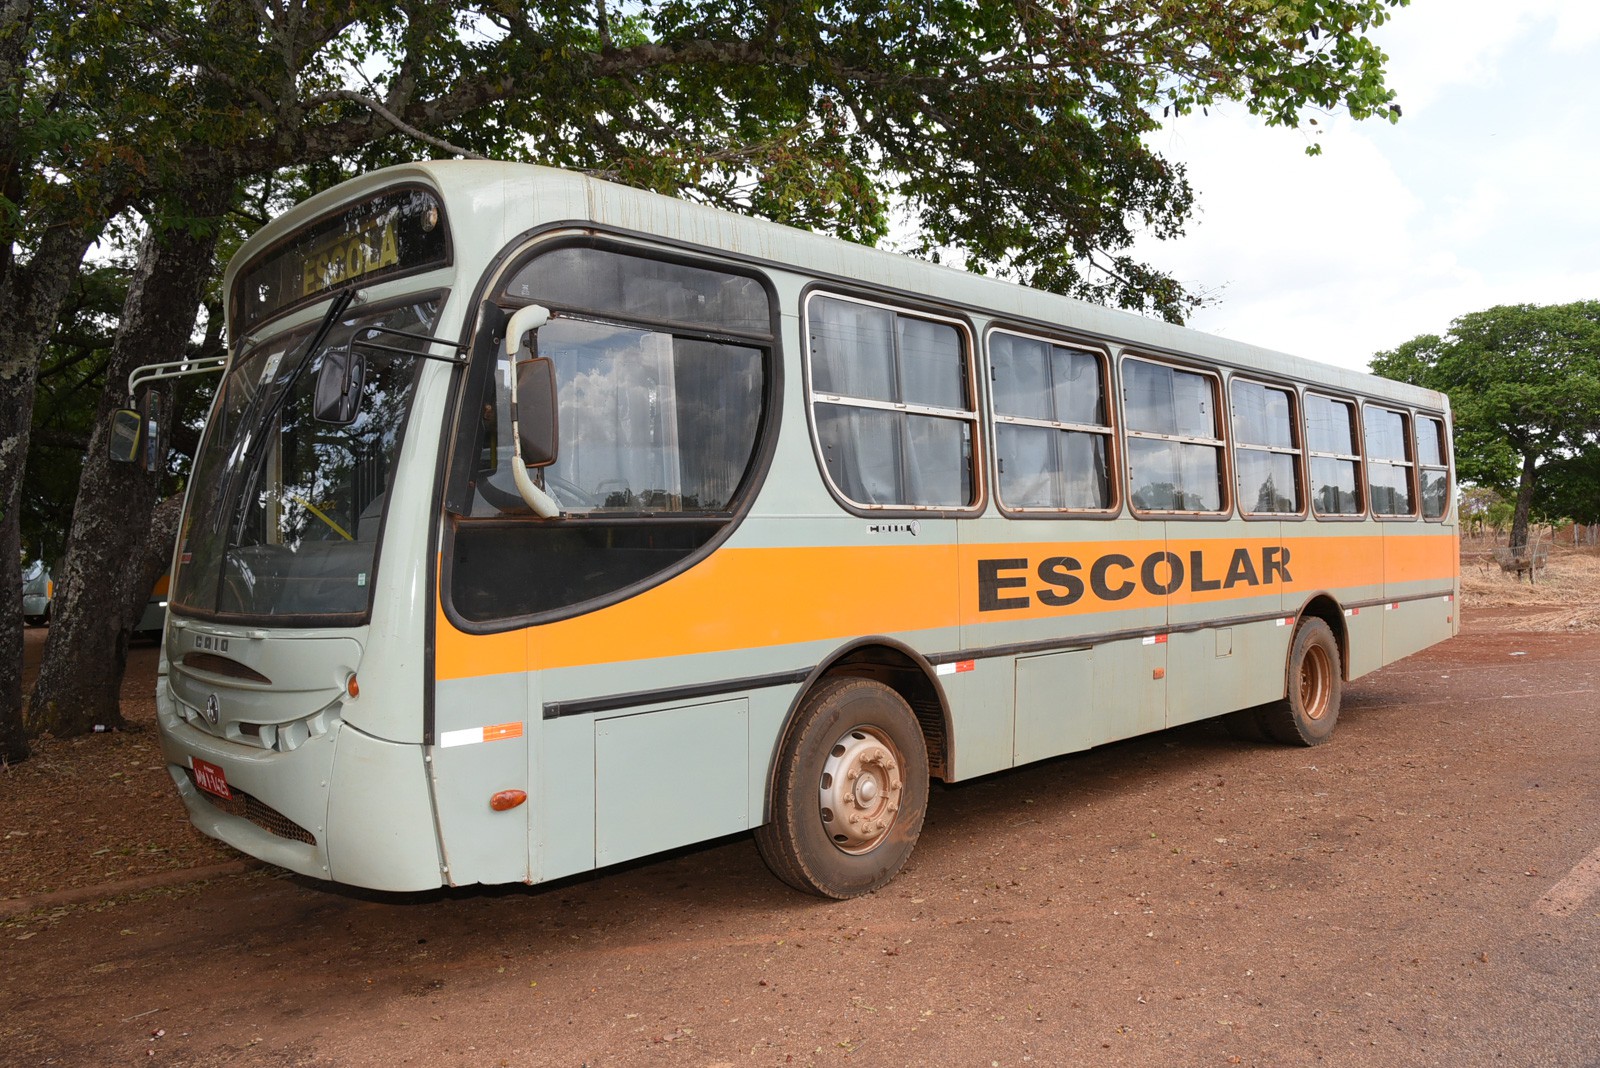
top-left (3, 548), bottom-right (1598, 1066)
top-left (1, 632), bottom-right (235, 902)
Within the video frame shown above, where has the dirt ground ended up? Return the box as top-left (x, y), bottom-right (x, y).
top-left (3, 549), bottom-right (1599, 1066)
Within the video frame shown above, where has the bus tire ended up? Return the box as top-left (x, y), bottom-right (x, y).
top-left (1263, 618), bottom-right (1342, 746)
top-left (755, 676), bottom-right (929, 899)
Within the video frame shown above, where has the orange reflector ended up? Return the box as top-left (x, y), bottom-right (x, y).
top-left (490, 789), bottom-right (528, 812)
top-left (1152, 667), bottom-right (1166, 680)
top-left (346, 673), bottom-right (360, 698)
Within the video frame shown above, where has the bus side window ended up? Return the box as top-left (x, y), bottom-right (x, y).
top-left (1305, 393), bottom-right (1364, 517)
top-left (990, 330), bottom-right (1113, 512)
top-left (1230, 379), bottom-right (1304, 516)
top-left (1122, 356), bottom-right (1227, 514)
top-left (807, 294), bottom-right (978, 511)
top-left (1417, 414), bottom-right (1451, 520)
top-left (1364, 405), bottom-right (1416, 517)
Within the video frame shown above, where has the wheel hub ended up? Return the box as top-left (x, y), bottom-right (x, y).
top-left (819, 727), bottom-right (903, 855)
top-left (1301, 643), bottom-right (1333, 720)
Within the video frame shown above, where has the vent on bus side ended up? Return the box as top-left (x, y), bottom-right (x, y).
top-left (181, 653), bottom-right (273, 685)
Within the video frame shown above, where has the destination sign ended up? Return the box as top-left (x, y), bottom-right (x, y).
top-left (231, 187), bottom-right (449, 336)
top-left (298, 213), bottom-right (403, 297)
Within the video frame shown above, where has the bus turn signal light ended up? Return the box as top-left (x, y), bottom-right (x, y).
top-left (490, 789), bottom-right (528, 812)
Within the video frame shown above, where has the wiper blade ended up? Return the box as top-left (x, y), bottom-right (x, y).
top-left (216, 289), bottom-right (357, 540)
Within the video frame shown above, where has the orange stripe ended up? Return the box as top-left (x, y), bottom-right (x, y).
top-left (481, 722), bottom-right (524, 742)
top-left (433, 533), bottom-right (1456, 679)
top-left (436, 543), bottom-right (957, 680)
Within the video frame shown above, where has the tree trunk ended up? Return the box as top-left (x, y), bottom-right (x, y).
top-left (124, 494), bottom-right (182, 636)
top-left (0, 506), bottom-right (26, 765)
top-left (1509, 451), bottom-right (1539, 556)
top-left (28, 207), bottom-right (225, 737)
top-left (0, 222), bottom-right (93, 762)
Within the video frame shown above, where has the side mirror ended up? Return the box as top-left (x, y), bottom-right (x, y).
top-left (313, 344), bottom-right (365, 424)
top-left (110, 409), bottom-right (143, 463)
top-left (502, 304), bottom-right (561, 518)
top-left (109, 393), bottom-right (166, 473)
top-left (514, 357), bottom-right (558, 467)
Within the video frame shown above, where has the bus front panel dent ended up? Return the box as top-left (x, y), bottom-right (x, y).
top-left (326, 725), bottom-right (442, 891)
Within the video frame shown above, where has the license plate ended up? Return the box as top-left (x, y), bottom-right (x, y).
top-left (192, 757), bottom-right (233, 800)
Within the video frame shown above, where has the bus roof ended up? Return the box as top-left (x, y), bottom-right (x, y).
top-left (226, 159), bottom-right (1447, 413)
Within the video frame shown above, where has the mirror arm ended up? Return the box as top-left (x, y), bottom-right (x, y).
top-left (504, 305), bottom-right (561, 518)
top-left (127, 355), bottom-right (228, 402)
top-left (351, 338), bottom-right (466, 363)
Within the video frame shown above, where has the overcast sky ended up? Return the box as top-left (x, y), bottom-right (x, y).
top-left (1135, 0), bottom-right (1600, 373)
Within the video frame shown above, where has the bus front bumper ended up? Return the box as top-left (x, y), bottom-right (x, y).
top-left (156, 681), bottom-right (444, 892)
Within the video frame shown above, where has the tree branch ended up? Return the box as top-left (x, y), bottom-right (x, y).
top-left (331, 90), bottom-right (491, 160)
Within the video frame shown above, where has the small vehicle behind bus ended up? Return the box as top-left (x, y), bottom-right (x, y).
top-left (21, 560), bottom-right (52, 626)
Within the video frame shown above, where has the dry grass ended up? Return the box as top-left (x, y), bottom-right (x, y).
top-left (1460, 542), bottom-right (1600, 631)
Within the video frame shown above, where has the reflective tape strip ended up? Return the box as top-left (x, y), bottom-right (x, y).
top-left (935, 660), bottom-right (977, 676)
top-left (439, 722), bottom-right (525, 748)
top-left (1141, 634), bottom-right (1169, 645)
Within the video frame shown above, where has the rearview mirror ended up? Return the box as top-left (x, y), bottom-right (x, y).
top-left (313, 344), bottom-right (365, 424)
top-left (110, 409), bottom-right (142, 463)
top-left (514, 357), bottom-right (558, 467)
top-left (109, 393), bottom-right (166, 473)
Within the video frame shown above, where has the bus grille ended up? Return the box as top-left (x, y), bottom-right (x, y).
top-left (185, 768), bottom-right (317, 846)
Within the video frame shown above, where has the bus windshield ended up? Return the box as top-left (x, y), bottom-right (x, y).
top-left (171, 294), bottom-right (444, 621)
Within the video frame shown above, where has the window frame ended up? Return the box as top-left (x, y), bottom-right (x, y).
top-left (986, 325), bottom-right (1119, 518)
top-left (439, 235), bottom-right (782, 633)
top-left (802, 288), bottom-right (984, 516)
top-left (1363, 402), bottom-right (1418, 520)
top-left (1415, 411), bottom-right (1452, 522)
top-left (1228, 375), bottom-right (1307, 520)
top-left (1303, 390), bottom-right (1367, 521)
top-left (1119, 353), bottom-right (1231, 519)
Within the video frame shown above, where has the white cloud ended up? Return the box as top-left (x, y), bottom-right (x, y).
top-left (1131, 0), bottom-right (1600, 372)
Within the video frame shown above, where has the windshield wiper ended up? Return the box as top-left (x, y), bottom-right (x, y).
top-left (214, 289), bottom-right (357, 542)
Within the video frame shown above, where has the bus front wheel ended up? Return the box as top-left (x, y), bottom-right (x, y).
top-left (1262, 617), bottom-right (1342, 746)
top-left (755, 677), bottom-right (929, 899)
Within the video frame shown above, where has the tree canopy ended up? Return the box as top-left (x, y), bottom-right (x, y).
top-left (1371, 301), bottom-right (1600, 552)
top-left (93, 0), bottom-right (1411, 317)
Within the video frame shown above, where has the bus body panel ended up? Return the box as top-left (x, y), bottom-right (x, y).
top-left (536, 712), bottom-right (597, 882)
top-left (165, 630), bottom-right (361, 730)
top-left (593, 697), bottom-right (750, 867)
top-left (1013, 647), bottom-right (1094, 761)
top-left (939, 662), bottom-right (1015, 777)
top-left (325, 724), bottom-right (443, 890)
top-left (431, 671), bottom-right (533, 885)
top-left (1343, 608), bottom-right (1387, 680)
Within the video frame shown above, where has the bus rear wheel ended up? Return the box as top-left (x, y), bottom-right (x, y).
top-left (1262, 617), bottom-right (1342, 746)
top-left (755, 676), bottom-right (929, 899)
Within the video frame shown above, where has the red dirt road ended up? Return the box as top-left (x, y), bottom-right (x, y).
top-left (4, 619), bottom-right (1599, 1066)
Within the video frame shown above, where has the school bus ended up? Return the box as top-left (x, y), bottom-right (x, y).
top-left (145, 161), bottom-right (1457, 897)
